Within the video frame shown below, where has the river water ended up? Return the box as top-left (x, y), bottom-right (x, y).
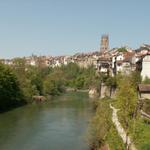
top-left (0, 92), bottom-right (93, 150)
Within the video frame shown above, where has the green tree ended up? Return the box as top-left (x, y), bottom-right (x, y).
top-left (130, 71), bottom-right (141, 89)
top-left (75, 76), bottom-right (85, 89)
top-left (20, 79), bottom-right (39, 102)
top-left (116, 75), bottom-right (138, 149)
top-left (43, 70), bottom-right (65, 96)
top-left (12, 59), bottom-right (41, 102)
top-left (0, 63), bottom-right (25, 112)
top-left (87, 100), bottom-right (111, 149)
top-left (117, 47), bottom-right (127, 52)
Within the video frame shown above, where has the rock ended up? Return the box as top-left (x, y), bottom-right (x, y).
top-left (32, 96), bottom-right (46, 103)
top-left (89, 87), bottom-right (99, 98)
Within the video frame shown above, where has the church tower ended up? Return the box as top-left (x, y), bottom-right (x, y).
top-left (100, 34), bottom-right (109, 53)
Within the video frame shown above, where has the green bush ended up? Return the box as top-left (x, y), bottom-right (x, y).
top-left (0, 63), bottom-right (25, 112)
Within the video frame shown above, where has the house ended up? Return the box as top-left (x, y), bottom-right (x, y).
top-left (112, 51), bottom-right (136, 75)
top-left (141, 54), bottom-right (150, 80)
top-left (138, 84), bottom-right (150, 99)
top-left (96, 56), bottom-right (112, 75)
top-left (111, 51), bottom-right (125, 74)
top-left (122, 52), bottom-right (136, 74)
top-left (0, 59), bottom-right (13, 65)
top-left (135, 44), bottom-right (150, 56)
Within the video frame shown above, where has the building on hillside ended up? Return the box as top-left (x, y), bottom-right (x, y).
top-left (63, 56), bottom-right (74, 65)
top-left (111, 51), bottom-right (136, 75)
top-left (135, 44), bottom-right (150, 56)
top-left (52, 58), bottom-right (62, 68)
top-left (25, 56), bottom-right (37, 66)
top-left (96, 56), bottom-right (112, 75)
top-left (122, 52), bottom-right (136, 73)
top-left (72, 52), bottom-right (99, 68)
top-left (0, 59), bottom-right (13, 65)
top-left (141, 54), bottom-right (150, 79)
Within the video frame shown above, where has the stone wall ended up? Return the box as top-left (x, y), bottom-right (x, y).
top-left (99, 83), bottom-right (116, 98)
top-left (89, 87), bottom-right (99, 98)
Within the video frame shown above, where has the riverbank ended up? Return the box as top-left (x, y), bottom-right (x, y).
top-left (87, 98), bottom-right (125, 150)
top-left (111, 101), bottom-right (150, 150)
top-left (110, 104), bottom-right (136, 150)
top-left (65, 87), bottom-right (89, 92)
top-left (89, 98), bottom-right (150, 150)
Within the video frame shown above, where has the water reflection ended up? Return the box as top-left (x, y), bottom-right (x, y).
top-left (0, 92), bottom-right (92, 150)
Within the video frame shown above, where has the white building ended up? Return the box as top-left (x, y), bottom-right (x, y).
top-left (114, 53), bottom-right (124, 73)
top-left (112, 51), bottom-right (136, 75)
top-left (141, 54), bottom-right (150, 79)
top-left (4, 59), bottom-right (13, 65)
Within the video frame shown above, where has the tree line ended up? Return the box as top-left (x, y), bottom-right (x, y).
top-left (0, 58), bottom-right (99, 112)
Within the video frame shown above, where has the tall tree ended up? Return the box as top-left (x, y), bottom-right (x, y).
top-left (0, 63), bottom-right (25, 112)
top-left (116, 75), bottom-right (138, 149)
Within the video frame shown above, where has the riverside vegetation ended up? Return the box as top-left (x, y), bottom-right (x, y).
top-left (87, 72), bottom-right (150, 150)
top-left (0, 58), bottom-right (100, 112)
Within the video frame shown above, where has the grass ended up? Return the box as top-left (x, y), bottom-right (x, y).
top-left (106, 124), bottom-right (125, 150)
top-left (88, 97), bottom-right (150, 150)
top-left (88, 98), bottom-right (125, 150)
top-left (112, 100), bottom-right (150, 150)
top-left (143, 99), bottom-right (150, 115)
top-left (106, 99), bottom-right (125, 150)
top-left (134, 119), bottom-right (150, 150)
top-left (107, 98), bottom-right (150, 150)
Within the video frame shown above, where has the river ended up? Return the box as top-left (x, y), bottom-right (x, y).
top-left (0, 92), bottom-right (93, 150)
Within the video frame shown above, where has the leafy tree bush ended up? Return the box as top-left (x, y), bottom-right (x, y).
top-left (117, 47), bottom-right (127, 52)
top-left (143, 99), bottom-right (150, 114)
top-left (116, 74), bottom-right (141, 149)
top-left (43, 70), bottom-right (65, 96)
top-left (0, 63), bottom-right (25, 112)
top-left (57, 63), bottom-right (98, 90)
top-left (87, 100), bottom-right (111, 149)
top-left (4, 60), bottom-right (98, 106)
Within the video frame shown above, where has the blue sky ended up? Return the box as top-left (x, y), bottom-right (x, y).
top-left (0, 0), bottom-right (150, 58)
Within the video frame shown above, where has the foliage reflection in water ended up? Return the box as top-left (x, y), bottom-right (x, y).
top-left (0, 92), bottom-right (93, 150)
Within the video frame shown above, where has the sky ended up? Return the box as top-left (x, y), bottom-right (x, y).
top-left (0, 0), bottom-right (150, 58)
